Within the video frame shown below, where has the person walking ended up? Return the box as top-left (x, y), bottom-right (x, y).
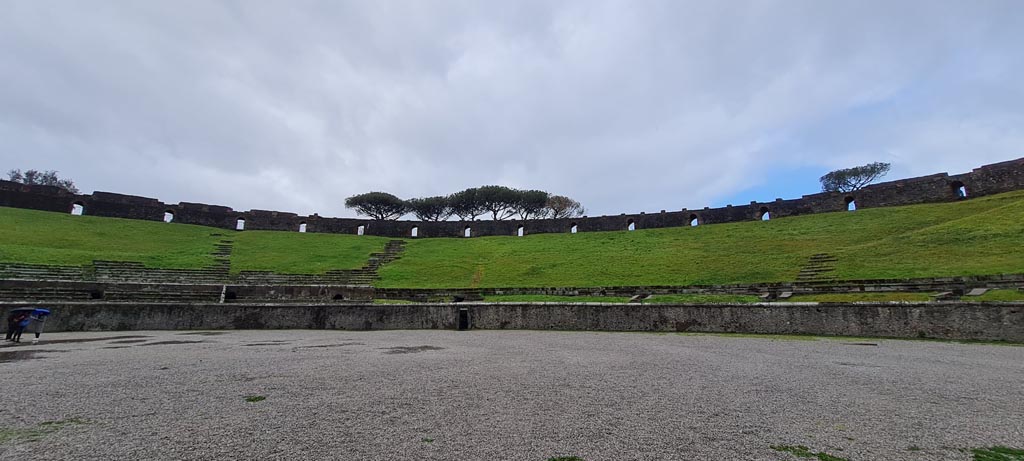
top-left (4, 311), bottom-right (18, 341)
top-left (11, 313), bottom-right (31, 343)
top-left (28, 310), bottom-right (49, 344)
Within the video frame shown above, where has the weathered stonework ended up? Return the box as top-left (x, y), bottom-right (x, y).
top-left (6, 300), bottom-right (1022, 342)
top-left (2, 157), bottom-right (1022, 238)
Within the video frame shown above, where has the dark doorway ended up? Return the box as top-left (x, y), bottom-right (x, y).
top-left (457, 308), bottom-right (470, 330)
top-left (951, 181), bottom-right (968, 198)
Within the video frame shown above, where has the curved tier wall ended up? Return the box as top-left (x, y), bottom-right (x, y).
top-left (2, 157), bottom-right (1022, 238)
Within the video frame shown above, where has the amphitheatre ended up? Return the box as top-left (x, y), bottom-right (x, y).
top-left (2, 157), bottom-right (1023, 460)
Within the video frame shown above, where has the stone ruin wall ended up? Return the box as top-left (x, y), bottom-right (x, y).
top-left (1, 157), bottom-right (1022, 238)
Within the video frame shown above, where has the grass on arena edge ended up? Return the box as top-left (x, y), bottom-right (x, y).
top-left (3, 189), bottom-right (1024, 286)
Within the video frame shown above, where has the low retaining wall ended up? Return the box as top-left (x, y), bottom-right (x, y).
top-left (4, 301), bottom-right (1022, 342)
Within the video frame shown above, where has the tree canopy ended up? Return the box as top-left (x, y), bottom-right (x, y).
top-left (449, 188), bottom-right (487, 221)
top-left (820, 162), bottom-right (891, 193)
top-left (406, 196), bottom-right (453, 222)
top-left (514, 189), bottom-right (551, 220)
top-left (345, 187), bottom-right (585, 222)
top-left (7, 169), bottom-right (79, 194)
top-left (545, 195), bottom-right (586, 218)
top-left (344, 192), bottom-right (408, 220)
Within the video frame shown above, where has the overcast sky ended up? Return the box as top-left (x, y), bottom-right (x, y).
top-left (2, 1), bottom-right (1022, 218)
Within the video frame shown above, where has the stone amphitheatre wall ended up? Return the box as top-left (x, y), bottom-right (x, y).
top-left (6, 300), bottom-right (1022, 342)
top-left (2, 158), bottom-right (1022, 238)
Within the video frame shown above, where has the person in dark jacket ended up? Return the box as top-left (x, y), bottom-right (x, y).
top-left (4, 311), bottom-right (18, 341)
top-left (10, 313), bottom-right (30, 343)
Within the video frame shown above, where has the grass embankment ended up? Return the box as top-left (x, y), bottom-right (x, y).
top-left (0, 207), bottom-right (221, 268)
top-left (0, 207), bottom-right (388, 273)
top-left (482, 295), bottom-right (632, 303)
top-left (974, 289), bottom-right (1024, 302)
top-left (787, 293), bottom-right (935, 303)
top-left (229, 231), bottom-right (388, 274)
top-left (377, 190), bottom-right (1024, 288)
top-left (4, 190), bottom-right (1024, 284)
top-left (481, 294), bottom-right (760, 303)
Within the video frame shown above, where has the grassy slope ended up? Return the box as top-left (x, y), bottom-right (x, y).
top-left (3, 190), bottom-right (1023, 283)
top-left (0, 207), bottom-right (388, 272)
top-left (787, 293), bottom-right (935, 303)
top-left (377, 190), bottom-right (1024, 288)
top-left (229, 231), bottom-right (388, 274)
top-left (0, 207), bottom-right (222, 268)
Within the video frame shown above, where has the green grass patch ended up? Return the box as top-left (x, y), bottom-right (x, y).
top-left (0, 207), bottom-right (221, 268)
top-left (373, 299), bottom-right (416, 304)
top-left (770, 444), bottom-right (847, 461)
top-left (377, 190), bottom-right (1024, 288)
top-left (5, 190), bottom-right (1024, 285)
top-left (482, 295), bottom-right (631, 303)
top-left (244, 395), bottom-right (266, 403)
top-left (0, 418), bottom-right (89, 444)
top-left (229, 230), bottom-right (388, 274)
top-left (0, 207), bottom-right (389, 274)
top-left (645, 294), bottom-right (761, 303)
top-left (787, 292), bottom-right (935, 303)
top-left (972, 446), bottom-right (1024, 461)
top-left (974, 290), bottom-right (1024, 302)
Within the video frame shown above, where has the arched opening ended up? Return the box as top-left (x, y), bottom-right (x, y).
top-left (235, 218), bottom-right (245, 230)
top-left (759, 207), bottom-right (770, 221)
top-left (408, 226), bottom-right (418, 238)
top-left (70, 202), bottom-right (84, 216)
top-left (357, 225), bottom-right (365, 236)
top-left (464, 226), bottom-right (472, 238)
top-left (951, 181), bottom-right (968, 198)
top-left (689, 214), bottom-right (699, 227)
top-left (517, 225), bottom-right (524, 237)
top-left (163, 211), bottom-right (175, 223)
top-left (299, 222), bottom-right (307, 233)
top-left (627, 219), bottom-right (635, 231)
top-left (570, 223), bottom-right (578, 234)
top-left (845, 197), bottom-right (856, 211)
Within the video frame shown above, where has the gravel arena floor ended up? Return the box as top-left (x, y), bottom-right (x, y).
top-left (0, 330), bottom-right (1021, 461)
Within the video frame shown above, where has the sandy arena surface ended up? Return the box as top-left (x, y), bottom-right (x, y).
top-left (0, 330), bottom-right (1021, 460)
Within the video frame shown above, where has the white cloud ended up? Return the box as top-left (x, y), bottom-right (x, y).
top-left (1, 0), bottom-right (1021, 216)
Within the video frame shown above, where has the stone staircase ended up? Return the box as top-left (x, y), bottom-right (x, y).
top-left (0, 284), bottom-right (96, 301)
top-left (102, 285), bottom-right (222, 303)
top-left (235, 240), bottom-right (406, 286)
top-left (366, 240), bottom-right (406, 270)
top-left (0, 239), bottom-right (408, 302)
top-left (234, 269), bottom-right (375, 286)
top-left (92, 261), bottom-right (229, 284)
top-left (212, 238), bottom-right (233, 271)
top-left (796, 253), bottom-right (838, 282)
top-left (0, 263), bottom-right (91, 281)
